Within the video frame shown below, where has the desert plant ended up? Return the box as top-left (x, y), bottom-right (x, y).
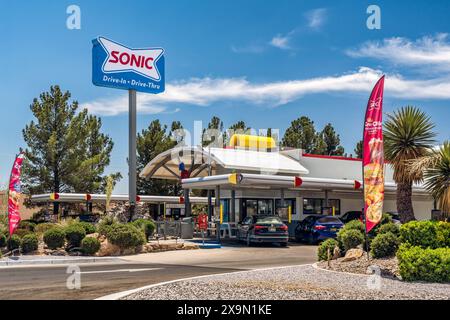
top-left (371, 232), bottom-right (400, 258)
top-left (78, 221), bottom-right (96, 235)
top-left (7, 235), bottom-right (21, 251)
top-left (18, 220), bottom-right (36, 231)
top-left (317, 238), bottom-right (339, 261)
top-left (64, 224), bottom-right (86, 248)
top-left (35, 223), bottom-right (58, 235)
top-left (14, 229), bottom-right (33, 238)
top-left (21, 234), bottom-right (39, 253)
top-left (81, 237), bottom-right (101, 255)
top-left (43, 228), bottom-right (66, 250)
top-left (339, 229), bottom-right (364, 251)
top-left (378, 223), bottom-right (400, 237)
top-left (384, 106), bottom-right (436, 223)
top-left (397, 244), bottom-right (450, 282)
top-left (106, 223), bottom-right (145, 250)
top-left (0, 233), bottom-right (6, 247)
top-left (131, 219), bottom-right (156, 240)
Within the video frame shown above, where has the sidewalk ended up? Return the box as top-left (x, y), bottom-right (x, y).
top-left (0, 255), bottom-right (123, 267)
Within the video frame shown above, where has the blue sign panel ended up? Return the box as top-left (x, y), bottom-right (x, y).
top-left (92, 37), bottom-right (165, 94)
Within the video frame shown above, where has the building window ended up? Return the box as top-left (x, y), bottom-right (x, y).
top-left (303, 198), bottom-right (340, 215)
top-left (275, 199), bottom-right (296, 215)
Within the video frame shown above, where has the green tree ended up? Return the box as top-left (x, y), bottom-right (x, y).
top-left (137, 120), bottom-right (182, 196)
top-left (282, 116), bottom-right (317, 152)
top-left (384, 106), bottom-right (436, 223)
top-left (316, 123), bottom-right (345, 156)
top-left (354, 140), bottom-right (363, 158)
top-left (22, 86), bottom-right (117, 215)
top-left (203, 116), bottom-right (224, 147)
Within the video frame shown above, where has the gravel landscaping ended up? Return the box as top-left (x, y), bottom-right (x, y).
top-left (122, 264), bottom-right (450, 300)
top-left (318, 255), bottom-right (400, 279)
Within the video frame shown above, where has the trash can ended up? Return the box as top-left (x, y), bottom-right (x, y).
top-left (180, 217), bottom-right (194, 239)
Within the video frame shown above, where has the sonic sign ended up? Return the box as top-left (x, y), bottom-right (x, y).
top-left (92, 36), bottom-right (165, 217)
top-left (92, 37), bottom-right (165, 94)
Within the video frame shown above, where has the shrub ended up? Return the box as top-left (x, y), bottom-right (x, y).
top-left (78, 221), bottom-right (97, 235)
top-left (400, 221), bottom-right (450, 249)
top-left (21, 234), bottom-right (39, 253)
top-left (7, 235), bottom-right (21, 251)
top-left (344, 220), bottom-right (365, 233)
top-left (14, 229), bottom-right (33, 238)
top-left (378, 223), bottom-right (400, 237)
top-left (131, 219), bottom-right (156, 239)
top-left (97, 216), bottom-right (117, 236)
top-left (18, 220), bottom-right (36, 231)
top-left (0, 233), bottom-right (6, 247)
top-left (81, 237), bottom-right (101, 255)
top-left (339, 229), bottom-right (364, 251)
top-left (397, 244), bottom-right (450, 282)
top-left (35, 223), bottom-right (58, 235)
top-left (64, 224), bottom-right (86, 248)
top-left (371, 232), bottom-right (400, 258)
top-left (43, 228), bottom-right (66, 250)
top-left (317, 238), bottom-right (339, 261)
top-left (106, 223), bottom-right (145, 250)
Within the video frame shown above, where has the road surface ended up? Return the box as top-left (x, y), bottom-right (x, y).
top-left (0, 243), bottom-right (317, 300)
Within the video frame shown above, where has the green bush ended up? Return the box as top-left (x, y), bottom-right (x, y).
top-left (43, 228), bottom-right (66, 250)
top-left (400, 221), bottom-right (450, 249)
top-left (344, 220), bottom-right (365, 233)
top-left (378, 223), bottom-right (400, 237)
top-left (14, 229), bottom-right (33, 238)
top-left (78, 221), bottom-right (97, 235)
top-left (106, 223), bottom-right (145, 250)
top-left (97, 216), bottom-right (117, 236)
top-left (64, 224), bottom-right (86, 248)
top-left (7, 235), bottom-right (21, 251)
top-left (81, 237), bottom-right (101, 255)
top-left (397, 244), bottom-right (450, 282)
top-left (371, 232), bottom-right (400, 258)
top-left (0, 233), bottom-right (7, 247)
top-left (131, 219), bottom-right (156, 239)
top-left (21, 234), bottom-right (39, 253)
top-left (317, 238), bottom-right (339, 261)
top-left (339, 229), bottom-right (364, 251)
top-left (18, 220), bottom-right (36, 231)
top-left (35, 223), bottom-right (58, 235)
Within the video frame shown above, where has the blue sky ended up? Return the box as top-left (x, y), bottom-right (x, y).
top-left (1, 0), bottom-right (450, 193)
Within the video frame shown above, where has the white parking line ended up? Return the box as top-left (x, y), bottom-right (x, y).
top-left (79, 268), bottom-right (162, 274)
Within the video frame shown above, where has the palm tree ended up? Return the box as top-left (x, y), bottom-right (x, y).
top-left (384, 106), bottom-right (436, 223)
top-left (409, 142), bottom-right (450, 219)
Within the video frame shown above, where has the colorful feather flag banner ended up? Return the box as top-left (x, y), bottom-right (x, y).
top-left (8, 153), bottom-right (25, 236)
top-left (363, 76), bottom-right (385, 233)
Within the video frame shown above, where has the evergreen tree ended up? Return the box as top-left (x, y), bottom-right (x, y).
top-left (354, 140), bottom-right (363, 158)
top-left (316, 123), bottom-right (345, 156)
top-left (22, 86), bottom-right (118, 214)
top-left (203, 116), bottom-right (224, 147)
top-left (137, 120), bottom-right (182, 196)
top-left (282, 116), bottom-right (317, 152)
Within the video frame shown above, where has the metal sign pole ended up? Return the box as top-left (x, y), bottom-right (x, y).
top-left (128, 89), bottom-right (137, 221)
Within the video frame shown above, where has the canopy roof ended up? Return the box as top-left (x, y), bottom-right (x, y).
top-left (139, 146), bottom-right (309, 180)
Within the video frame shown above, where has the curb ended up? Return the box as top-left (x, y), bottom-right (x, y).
top-left (0, 256), bottom-right (124, 267)
top-left (96, 263), bottom-right (314, 300)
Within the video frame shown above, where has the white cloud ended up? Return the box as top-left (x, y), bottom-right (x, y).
top-left (305, 8), bottom-right (327, 29)
top-left (270, 34), bottom-right (291, 50)
top-left (83, 67), bottom-right (450, 116)
top-left (347, 34), bottom-right (450, 71)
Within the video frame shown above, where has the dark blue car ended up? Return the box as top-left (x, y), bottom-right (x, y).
top-left (295, 215), bottom-right (344, 244)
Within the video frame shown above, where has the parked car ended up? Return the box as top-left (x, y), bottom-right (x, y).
top-left (340, 211), bottom-right (363, 224)
top-left (237, 215), bottom-right (289, 247)
top-left (295, 215), bottom-right (344, 244)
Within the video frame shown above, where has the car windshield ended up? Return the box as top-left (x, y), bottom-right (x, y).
top-left (317, 217), bottom-right (341, 224)
top-left (255, 216), bottom-right (282, 224)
